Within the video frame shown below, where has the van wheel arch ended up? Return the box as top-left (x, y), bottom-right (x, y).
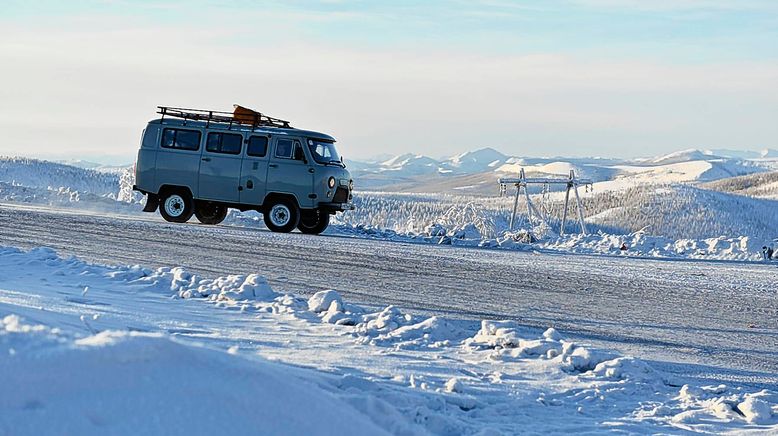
top-left (159, 184), bottom-right (194, 199)
top-left (261, 193), bottom-right (300, 213)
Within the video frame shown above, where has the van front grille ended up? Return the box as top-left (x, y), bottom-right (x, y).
top-left (333, 187), bottom-right (349, 203)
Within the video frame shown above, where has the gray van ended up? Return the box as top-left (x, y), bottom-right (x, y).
top-left (133, 106), bottom-right (353, 234)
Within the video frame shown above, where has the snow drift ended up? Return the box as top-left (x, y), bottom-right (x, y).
top-left (0, 315), bottom-right (387, 436)
top-left (0, 246), bottom-right (776, 434)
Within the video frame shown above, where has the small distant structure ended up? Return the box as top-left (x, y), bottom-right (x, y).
top-left (498, 169), bottom-right (592, 235)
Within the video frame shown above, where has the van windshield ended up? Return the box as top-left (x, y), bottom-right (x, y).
top-left (307, 139), bottom-right (342, 165)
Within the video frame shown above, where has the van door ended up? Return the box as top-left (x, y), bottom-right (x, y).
top-left (198, 131), bottom-right (243, 202)
top-left (156, 127), bottom-right (203, 196)
top-left (266, 137), bottom-right (314, 208)
top-left (239, 135), bottom-right (270, 206)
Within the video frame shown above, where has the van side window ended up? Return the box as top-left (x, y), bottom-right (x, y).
top-left (247, 136), bottom-right (268, 157)
top-left (206, 132), bottom-right (242, 155)
top-left (275, 139), bottom-right (294, 159)
top-left (161, 128), bottom-right (201, 151)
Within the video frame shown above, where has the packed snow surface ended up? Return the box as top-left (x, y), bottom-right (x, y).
top-left (1, 245), bottom-right (776, 434)
top-left (3, 203), bottom-right (777, 387)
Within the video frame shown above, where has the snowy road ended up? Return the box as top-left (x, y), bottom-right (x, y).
top-left (1, 203), bottom-right (776, 387)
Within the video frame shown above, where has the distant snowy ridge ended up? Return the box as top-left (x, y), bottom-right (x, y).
top-left (350, 146), bottom-right (777, 194)
top-left (445, 147), bottom-right (508, 172)
top-left (54, 159), bottom-right (131, 174)
top-left (648, 148), bottom-right (723, 165)
top-left (372, 147), bottom-right (510, 176)
top-left (378, 153), bottom-right (442, 175)
top-left (700, 170), bottom-right (778, 199)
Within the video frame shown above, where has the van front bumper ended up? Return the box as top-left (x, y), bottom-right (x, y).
top-left (320, 202), bottom-right (355, 212)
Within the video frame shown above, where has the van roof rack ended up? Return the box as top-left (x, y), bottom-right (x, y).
top-left (157, 105), bottom-right (292, 129)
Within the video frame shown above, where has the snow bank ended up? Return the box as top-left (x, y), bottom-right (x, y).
top-left (661, 385), bottom-right (778, 429)
top-left (529, 231), bottom-right (763, 261)
top-left (462, 320), bottom-right (777, 431)
top-left (465, 321), bottom-right (619, 373)
top-left (0, 315), bottom-right (387, 436)
top-left (2, 245), bottom-right (777, 434)
top-left (368, 316), bottom-right (466, 348)
top-left (308, 289), bottom-right (344, 313)
top-left (331, 221), bottom-right (767, 261)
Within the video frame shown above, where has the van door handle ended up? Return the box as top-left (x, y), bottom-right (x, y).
top-left (268, 163), bottom-right (278, 168)
top-left (308, 168), bottom-right (315, 174)
top-left (201, 157), bottom-right (211, 162)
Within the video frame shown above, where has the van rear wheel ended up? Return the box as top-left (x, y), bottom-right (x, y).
top-left (297, 210), bottom-right (330, 235)
top-left (194, 201), bottom-right (228, 225)
top-left (263, 199), bottom-right (300, 233)
top-left (159, 190), bottom-right (194, 223)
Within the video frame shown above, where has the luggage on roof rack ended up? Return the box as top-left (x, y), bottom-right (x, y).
top-left (157, 105), bottom-right (292, 129)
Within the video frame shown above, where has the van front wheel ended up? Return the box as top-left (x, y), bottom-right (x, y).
top-left (263, 199), bottom-right (300, 233)
top-left (194, 201), bottom-right (228, 225)
top-left (159, 190), bottom-right (194, 223)
top-left (297, 210), bottom-right (330, 235)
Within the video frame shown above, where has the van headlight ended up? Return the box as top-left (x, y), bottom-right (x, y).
top-left (328, 177), bottom-right (336, 189)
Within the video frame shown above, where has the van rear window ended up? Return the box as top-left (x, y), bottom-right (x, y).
top-left (161, 128), bottom-right (201, 151)
top-left (247, 136), bottom-right (268, 157)
top-left (206, 132), bottom-right (242, 155)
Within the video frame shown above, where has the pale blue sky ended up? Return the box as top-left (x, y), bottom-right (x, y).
top-left (1, 0), bottom-right (776, 162)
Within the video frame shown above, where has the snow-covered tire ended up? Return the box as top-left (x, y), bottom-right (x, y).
top-left (297, 209), bottom-right (329, 235)
top-left (194, 201), bottom-right (228, 225)
top-left (263, 198), bottom-right (300, 233)
top-left (159, 190), bottom-right (194, 223)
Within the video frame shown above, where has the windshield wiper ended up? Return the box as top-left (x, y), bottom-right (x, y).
top-left (325, 160), bottom-right (345, 167)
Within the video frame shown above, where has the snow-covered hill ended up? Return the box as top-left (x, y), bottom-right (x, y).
top-left (443, 147), bottom-right (508, 173)
top-left (0, 157), bottom-right (121, 197)
top-left (378, 153), bottom-right (442, 175)
top-left (699, 171), bottom-right (778, 199)
top-left (582, 184), bottom-right (778, 242)
top-left (495, 160), bottom-right (618, 184)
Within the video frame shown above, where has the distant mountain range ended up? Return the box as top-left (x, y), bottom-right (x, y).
top-left (347, 147), bottom-right (778, 195)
